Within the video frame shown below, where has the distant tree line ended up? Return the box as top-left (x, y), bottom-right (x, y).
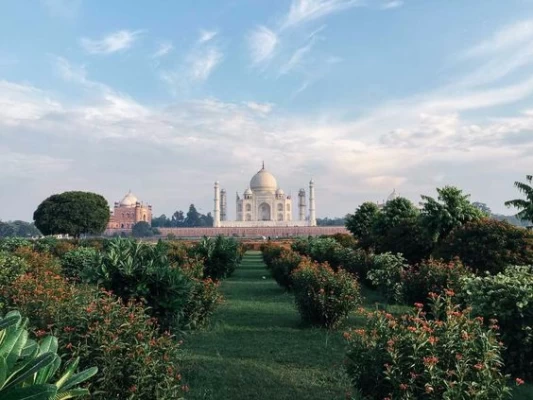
top-left (0, 220), bottom-right (41, 238)
top-left (151, 204), bottom-right (214, 228)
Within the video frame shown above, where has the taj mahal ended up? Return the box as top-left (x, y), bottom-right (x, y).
top-left (213, 163), bottom-right (317, 228)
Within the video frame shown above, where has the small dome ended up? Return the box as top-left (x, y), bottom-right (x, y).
top-left (276, 188), bottom-right (285, 196)
top-left (387, 189), bottom-right (399, 202)
top-left (244, 188), bottom-right (253, 196)
top-left (250, 165), bottom-right (277, 192)
top-left (120, 191), bottom-right (138, 206)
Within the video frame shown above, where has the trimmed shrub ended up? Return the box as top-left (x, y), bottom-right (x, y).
top-left (261, 242), bottom-right (284, 269)
top-left (400, 258), bottom-right (471, 306)
top-left (366, 252), bottom-right (408, 302)
top-left (292, 258), bottom-right (362, 328)
top-left (3, 269), bottom-right (188, 399)
top-left (60, 246), bottom-right (101, 280)
top-left (328, 233), bottom-right (359, 249)
top-left (270, 248), bottom-right (302, 289)
top-left (345, 293), bottom-right (514, 400)
top-left (193, 236), bottom-right (243, 279)
top-left (461, 266), bottom-right (533, 379)
top-left (291, 237), bottom-right (312, 256)
top-left (435, 219), bottom-right (533, 274)
top-left (83, 238), bottom-right (193, 330)
top-left (335, 246), bottom-right (372, 282)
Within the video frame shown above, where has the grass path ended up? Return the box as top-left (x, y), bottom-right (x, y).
top-left (181, 251), bottom-right (352, 400)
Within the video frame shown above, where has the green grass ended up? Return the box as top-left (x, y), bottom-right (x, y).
top-left (181, 251), bottom-right (352, 400)
top-left (181, 251), bottom-right (533, 400)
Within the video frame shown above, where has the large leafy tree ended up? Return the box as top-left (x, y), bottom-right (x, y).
top-left (33, 191), bottom-right (110, 237)
top-left (420, 186), bottom-right (484, 243)
top-left (345, 202), bottom-right (380, 249)
top-left (372, 197), bottom-right (419, 239)
top-left (132, 221), bottom-right (154, 238)
top-left (505, 175), bottom-right (533, 225)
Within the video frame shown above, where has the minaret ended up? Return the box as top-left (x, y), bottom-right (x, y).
top-left (309, 179), bottom-right (316, 227)
top-left (220, 189), bottom-right (227, 221)
top-left (214, 181), bottom-right (221, 227)
top-left (298, 188), bottom-right (306, 221)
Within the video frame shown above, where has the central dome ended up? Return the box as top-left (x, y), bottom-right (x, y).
top-left (250, 165), bottom-right (277, 192)
top-left (120, 191), bottom-right (138, 206)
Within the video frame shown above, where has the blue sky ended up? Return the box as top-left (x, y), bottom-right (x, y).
top-left (1, 0), bottom-right (533, 220)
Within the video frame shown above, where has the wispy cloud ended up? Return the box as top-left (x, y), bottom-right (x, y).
top-left (245, 102), bottom-right (274, 114)
top-left (279, 39), bottom-right (316, 75)
top-left (188, 47), bottom-right (223, 81)
top-left (463, 19), bottom-right (533, 58)
top-left (198, 30), bottom-right (218, 44)
top-left (248, 26), bottom-right (279, 65)
top-left (80, 30), bottom-right (144, 55)
top-left (152, 41), bottom-right (173, 59)
top-left (40, 0), bottom-right (82, 19)
top-left (281, 0), bottom-right (363, 30)
top-left (381, 0), bottom-right (404, 10)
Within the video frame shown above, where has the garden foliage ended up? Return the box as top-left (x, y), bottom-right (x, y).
top-left (460, 266), bottom-right (533, 379)
top-left (345, 293), bottom-right (514, 400)
top-left (366, 252), bottom-right (408, 302)
top-left (436, 219), bottom-right (533, 274)
top-left (292, 258), bottom-right (362, 328)
top-left (192, 236), bottom-right (243, 279)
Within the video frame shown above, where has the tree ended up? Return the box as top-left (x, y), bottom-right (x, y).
top-left (171, 210), bottom-right (185, 227)
top-left (345, 202), bottom-right (380, 249)
top-left (132, 221), bottom-right (154, 238)
top-left (185, 204), bottom-right (201, 227)
top-left (472, 202), bottom-right (491, 216)
top-left (33, 191), bottom-right (109, 237)
top-left (151, 214), bottom-right (170, 228)
top-left (505, 175), bottom-right (533, 225)
top-left (420, 186), bottom-right (484, 243)
top-left (372, 197), bottom-right (419, 244)
top-left (0, 220), bottom-right (41, 238)
top-left (201, 212), bottom-right (214, 227)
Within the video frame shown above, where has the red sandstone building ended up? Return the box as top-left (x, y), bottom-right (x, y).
top-left (107, 191), bottom-right (152, 230)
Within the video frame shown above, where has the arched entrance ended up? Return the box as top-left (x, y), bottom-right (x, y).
top-left (258, 203), bottom-right (271, 221)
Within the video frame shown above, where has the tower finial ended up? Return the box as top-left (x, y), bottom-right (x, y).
top-left (262, 160), bottom-right (265, 170)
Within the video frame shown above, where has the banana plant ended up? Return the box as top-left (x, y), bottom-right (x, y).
top-left (0, 310), bottom-right (97, 400)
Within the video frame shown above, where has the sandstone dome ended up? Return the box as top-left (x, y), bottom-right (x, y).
top-left (120, 191), bottom-right (138, 206)
top-left (250, 166), bottom-right (277, 192)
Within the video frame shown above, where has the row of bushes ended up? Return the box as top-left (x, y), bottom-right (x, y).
top-left (262, 243), bottom-right (363, 329)
top-left (289, 236), bottom-right (533, 381)
top-left (0, 235), bottom-right (243, 398)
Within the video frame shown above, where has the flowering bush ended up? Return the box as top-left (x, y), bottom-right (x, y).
top-left (344, 292), bottom-right (514, 399)
top-left (366, 252), bottom-right (408, 302)
top-left (0, 251), bottom-right (28, 312)
top-left (461, 266), bottom-right (533, 379)
top-left (335, 246), bottom-right (372, 282)
top-left (261, 242), bottom-right (284, 269)
top-left (0, 237), bottom-right (32, 252)
top-left (60, 246), bottom-right (101, 280)
top-left (13, 246), bottom-right (62, 275)
top-left (270, 248), bottom-right (302, 290)
top-left (192, 236), bottom-right (244, 279)
top-left (292, 258), bottom-right (362, 328)
top-left (3, 268), bottom-right (188, 399)
top-left (400, 258), bottom-right (471, 306)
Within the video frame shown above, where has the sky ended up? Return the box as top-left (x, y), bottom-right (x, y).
top-left (1, 0), bottom-right (533, 221)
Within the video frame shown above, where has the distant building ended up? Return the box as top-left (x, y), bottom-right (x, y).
top-left (377, 189), bottom-right (400, 209)
top-left (213, 163), bottom-right (316, 227)
top-left (107, 191), bottom-right (152, 230)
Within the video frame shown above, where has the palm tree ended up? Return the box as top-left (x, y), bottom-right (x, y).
top-left (505, 175), bottom-right (533, 226)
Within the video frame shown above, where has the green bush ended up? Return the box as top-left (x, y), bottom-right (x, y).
top-left (3, 267), bottom-right (188, 399)
top-left (291, 237), bottom-right (312, 256)
top-left (435, 219), bottom-right (533, 274)
top-left (33, 237), bottom-right (60, 254)
top-left (0, 237), bottom-right (32, 252)
top-left (461, 266), bottom-right (533, 379)
top-left (83, 238), bottom-right (193, 330)
top-left (400, 258), bottom-right (471, 306)
top-left (0, 252), bottom-right (28, 312)
top-left (270, 248), bottom-right (302, 289)
top-left (60, 247), bottom-right (101, 281)
top-left (378, 218), bottom-right (434, 264)
top-left (344, 293), bottom-right (513, 400)
top-left (261, 242), bottom-right (285, 268)
top-left (193, 236), bottom-right (243, 279)
top-left (292, 258), bottom-right (362, 328)
top-left (0, 310), bottom-right (97, 400)
top-left (366, 252), bottom-right (408, 302)
top-left (335, 246), bottom-right (372, 282)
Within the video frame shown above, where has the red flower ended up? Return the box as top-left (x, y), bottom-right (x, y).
top-left (414, 302), bottom-right (424, 309)
top-left (516, 378), bottom-right (525, 386)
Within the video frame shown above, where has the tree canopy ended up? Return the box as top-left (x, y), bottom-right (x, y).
top-left (0, 220), bottom-right (41, 238)
top-left (505, 175), bottom-right (533, 225)
top-left (345, 202), bottom-right (380, 249)
top-left (151, 204), bottom-right (213, 228)
top-left (420, 186), bottom-right (484, 243)
top-left (33, 191), bottom-right (110, 237)
top-left (132, 221), bottom-right (154, 238)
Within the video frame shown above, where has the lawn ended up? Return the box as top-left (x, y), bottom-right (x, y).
top-left (181, 251), bottom-right (533, 400)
